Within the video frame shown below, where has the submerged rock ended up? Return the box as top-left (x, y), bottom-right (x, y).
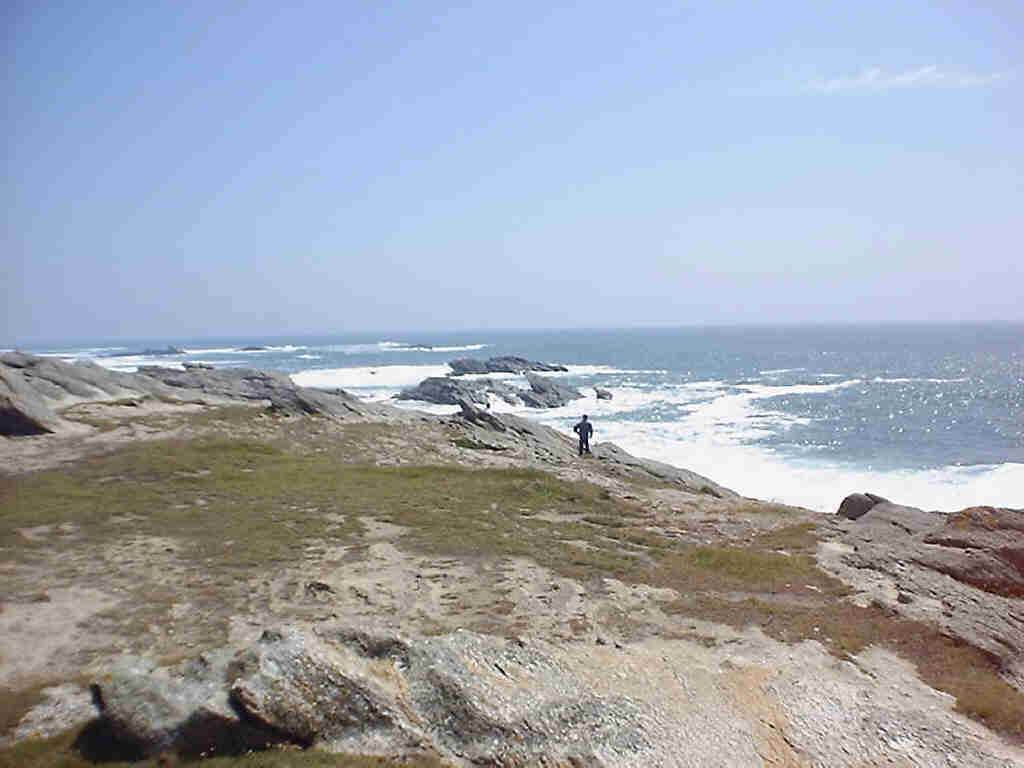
top-left (138, 346), bottom-right (186, 356)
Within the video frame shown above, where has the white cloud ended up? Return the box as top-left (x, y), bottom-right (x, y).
top-left (806, 66), bottom-right (1010, 93)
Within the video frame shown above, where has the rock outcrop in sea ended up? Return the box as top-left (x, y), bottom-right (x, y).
top-left (394, 376), bottom-right (521, 407)
top-left (448, 356), bottom-right (567, 376)
top-left (397, 369), bottom-right (584, 409)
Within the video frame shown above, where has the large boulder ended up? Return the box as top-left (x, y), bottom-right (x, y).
top-left (0, 364), bottom-right (68, 435)
top-left (396, 377), bottom-right (519, 407)
top-left (519, 373), bottom-right (583, 408)
top-left (836, 492), bottom-right (889, 520)
top-left (137, 366), bottom-right (374, 419)
top-left (448, 357), bottom-right (568, 376)
top-left (84, 625), bottom-right (704, 765)
top-left (0, 353), bottom-right (179, 436)
top-left (90, 649), bottom-right (281, 757)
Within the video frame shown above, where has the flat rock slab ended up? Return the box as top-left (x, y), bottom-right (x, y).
top-left (88, 625), bottom-right (1024, 767)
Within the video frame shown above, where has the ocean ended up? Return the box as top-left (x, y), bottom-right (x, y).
top-left (12, 325), bottom-right (1022, 513)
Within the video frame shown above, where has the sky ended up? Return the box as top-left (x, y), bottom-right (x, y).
top-left (4, 1), bottom-right (1022, 343)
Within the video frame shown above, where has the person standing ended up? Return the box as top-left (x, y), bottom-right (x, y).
top-left (573, 414), bottom-right (593, 456)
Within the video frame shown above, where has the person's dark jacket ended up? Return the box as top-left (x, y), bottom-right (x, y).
top-left (573, 419), bottom-right (593, 440)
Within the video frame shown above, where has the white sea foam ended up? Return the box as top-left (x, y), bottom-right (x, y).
top-left (389, 343), bottom-right (489, 353)
top-left (760, 368), bottom-right (805, 375)
top-left (95, 356), bottom-right (185, 373)
top-left (872, 377), bottom-right (970, 384)
top-left (183, 345), bottom-right (306, 354)
top-left (583, 418), bottom-right (1024, 512)
top-left (475, 375), bottom-right (1024, 512)
top-left (291, 364), bottom-right (452, 392)
top-left (297, 354), bottom-right (321, 360)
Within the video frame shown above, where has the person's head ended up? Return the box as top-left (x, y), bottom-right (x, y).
top-left (582, 414), bottom-right (588, 421)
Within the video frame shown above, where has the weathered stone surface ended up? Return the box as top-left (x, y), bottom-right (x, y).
top-left (88, 624), bottom-right (1024, 767)
top-left (594, 387), bottom-right (613, 400)
top-left (448, 356), bottom-right (568, 376)
top-left (0, 388), bottom-right (61, 436)
top-left (591, 442), bottom-right (737, 498)
top-left (822, 497), bottom-right (1024, 665)
top-left (519, 373), bottom-right (583, 408)
top-left (0, 353), bottom-right (400, 436)
top-left (228, 629), bottom-right (420, 752)
top-left (454, 398), bottom-right (507, 432)
top-left (136, 365), bottom-right (377, 420)
top-left (918, 506), bottom-right (1024, 597)
top-left (0, 354), bottom-right (174, 436)
top-left (90, 650), bottom-right (280, 757)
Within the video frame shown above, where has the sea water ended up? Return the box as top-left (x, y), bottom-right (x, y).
top-left (15, 325), bottom-right (1023, 512)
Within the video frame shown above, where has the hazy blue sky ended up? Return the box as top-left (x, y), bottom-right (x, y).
top-left (4, 1), bottom-right (1022, 343)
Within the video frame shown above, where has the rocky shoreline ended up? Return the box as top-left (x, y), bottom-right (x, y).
top-left (1, 352), bottom-right (1022, 766)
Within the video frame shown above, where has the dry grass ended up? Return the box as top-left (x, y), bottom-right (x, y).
top-left (0, 729), bottom-right (453, 768)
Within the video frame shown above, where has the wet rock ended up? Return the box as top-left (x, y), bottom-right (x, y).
top-left (448, 357), bottom-right (567, 376)
top-left (396, 377), bottom-right (518, 407)
top-left (140, 346), bottom-right (185, 356)
top-left (594, 387), bottom-right (613, 400)
top-left (519, 373), bottom-right (583, 408)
